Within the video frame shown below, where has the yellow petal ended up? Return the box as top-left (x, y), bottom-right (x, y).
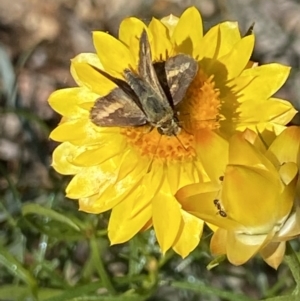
top-left (70, 53), bottom-right (103, 86)
top-left (79, 151), bottom-right (148, 213)
top-left (226, 231), bottom-right (265, 265)
top-left (71, 148), bottom-right (146, 203)
top-left (200, 21), bottom-right (241, 60)
top-left (152, 181), bottom-right (182, 253)
top-left (279, 162), bottom-right (298, 186)
top-left (225, 74), bottom-right (256, 94)
top-left (277, 207), bottom-right (300, 240)
top-left (166, 160), bottom-right (205, 194)
top-left (50, 118), bottom-right (106, 145)
top-left (260, 241), bottom-right (286, 269)
top-left (78, 178), bottom-right (135, 213)
top-left (237, 98), bottom-right (296, 130)
top-left (148, 18), bottom-right (173, 60)
top-left (172, 7), bottom-right (203, 57)
top-left (207, 35), bottom-right (254, 81)
top-left (119, 17), bottom-right (148, 67)
top-left (66, 164), bottom-right (116, 199)
top-left (177, 181), bottom-right (220, 205)
top-left (268, 126), bottom-right (300, 165)
top-left (195, 129), bottom-right (229, 181)
top-left (239, 64), bottom-right (291, 101)
top-left (48, 87), bottom-right (97, 118)
top-left (71, 61), bottom-right (116, 95)
top-left (52, 142), bottom-right (83, 175)
top-left (176, 181), bottom-right (242, 230)
top-left (119, 17), bottom-right (147, 47)
top-left (173, 210), bottom-right (204, 258)
top-left (78, 151), bottom-right (149, 212)
top-left (93, 31), bottom-right (134, 77)
top-left (210, 228), bottom-right (227, 255)
top-left (228, 132), bottom-right (276, 173)
top-left (219, 35), bottom-right (254, 79)
top-left (108, 192), bottom-right (152, 244)
top-left (71, 135), bottom-right (127, 167)
top-left (223, 165), bottom-right (281, 229)
top-left (160, 14), bottom-right (179, 36)
top-left (240, 128), bottom-right (268, 154)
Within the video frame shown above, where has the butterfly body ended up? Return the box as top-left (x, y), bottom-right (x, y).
top-left (123, 67), bottom-right (181, 136)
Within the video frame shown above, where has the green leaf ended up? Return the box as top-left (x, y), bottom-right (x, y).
top-left (285, 242), bottom-right (300, 287)
top-left (0, 44), bottom-right (15, 99)
top-left (0, 285), bottom-right (63, 301)
top-left (0, 244), bottom-right (37, 290)
top-left (207, 254), bottom-right (226, 270)
top-left (22, 203), bottom-right (82, 232)
top-left (0, 285), bottom-right (30, 301)
top-left (171, 281), bottom-right (255, 301)
top-left (42, 281), bottom-right (103, 301)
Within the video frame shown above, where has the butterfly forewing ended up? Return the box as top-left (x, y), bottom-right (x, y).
top-left (164, 55), bottom-right (198, 106)
top-left (123, 30), bottom-right (175, 128)
top-left (138, 30), bottom-right (167, 99)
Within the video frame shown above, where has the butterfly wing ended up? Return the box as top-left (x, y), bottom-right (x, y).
top-left (138, 30), bottom-right (166, 98)
top-left (164, 54), bottom-right (198, 107)
top-left (123, 30), bottom-right (175, 126)
top-left (90, 87), bottom-right (147, 127)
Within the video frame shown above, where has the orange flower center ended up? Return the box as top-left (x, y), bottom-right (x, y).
top-left (121, 69), bottom-right (221, 161)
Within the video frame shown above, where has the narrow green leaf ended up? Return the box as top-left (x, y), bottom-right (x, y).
top-left (43, 281), bottom-right (103, 301)
top-left (207, 254), bottom-right (226, 270)
top-left (0, 285), bottom-right (63, 301)
top-left (22, 203), bottom-right (82, 231)
top-left (0, 244), bottom-right (37, 289)
top-left (89, 237), bottom-right (116, 295)
top-left (68, 294), bottom-right (146, 301)
top-left (0, 285), bottom-right (30, 301)
top-left (285, 242), bottom-right (300, 287)
top-left (0, 44), bottom-right (15, 98)
top-left (171, 281), bottom-right (255, 301)
top-left (261, 296), bottom-right (299, 301)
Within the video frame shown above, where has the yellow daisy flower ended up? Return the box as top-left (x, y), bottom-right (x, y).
top-left (48, 7), bottom-right (296, 256)
top-left (176, 128), bottom-right (299, 268)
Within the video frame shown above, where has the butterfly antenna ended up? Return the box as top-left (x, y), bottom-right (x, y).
top-left (174, 134), bottom-right (187, 151)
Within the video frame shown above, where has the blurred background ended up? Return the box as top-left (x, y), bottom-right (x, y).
top-left (0, 0), bottom-right (300, 300)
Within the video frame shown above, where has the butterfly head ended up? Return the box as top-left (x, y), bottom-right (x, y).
top-left (156, 116), bottom-right (181, 136)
